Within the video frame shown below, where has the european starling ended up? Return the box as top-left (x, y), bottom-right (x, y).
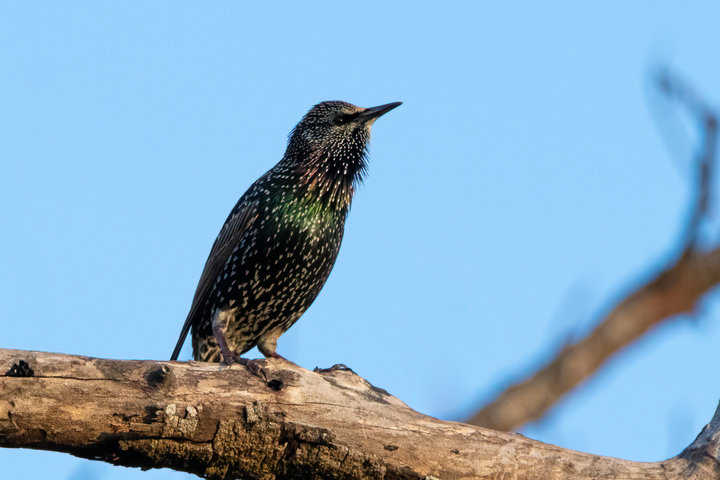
top-left (170, 100), bottom-right (402, 366)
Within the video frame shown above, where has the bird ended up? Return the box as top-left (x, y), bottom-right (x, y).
top-left (170, 100), bottom-right (402, 369)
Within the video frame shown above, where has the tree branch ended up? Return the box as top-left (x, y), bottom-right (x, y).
top-left (1, 349), bottom-right (719, 479)
top-left (467, 247), bottom-right (720, 431)
top-left (467, 70), bottom-right (720, 432)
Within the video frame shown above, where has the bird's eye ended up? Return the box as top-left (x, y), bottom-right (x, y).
top-left (333, 114), bottom-right (349, 126)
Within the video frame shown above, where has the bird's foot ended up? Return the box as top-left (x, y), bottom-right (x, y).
top-left (236, 357), bottom-right (265, 378)
top-left (313, 363), bottom-right (355, 374)
top-left (221, 354), bottom-right (265, 378)
top-left (264, 351), bottom-right (303, 370)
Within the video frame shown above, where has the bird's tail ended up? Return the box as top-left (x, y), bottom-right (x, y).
top-left (170, 313), bottom-right (194, 360)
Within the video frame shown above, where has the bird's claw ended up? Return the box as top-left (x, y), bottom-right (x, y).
top-left (221, 355), bottom-right (266, 379)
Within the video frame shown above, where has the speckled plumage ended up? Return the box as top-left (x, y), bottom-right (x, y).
top-left (171, 100), bottom-right (401, 363)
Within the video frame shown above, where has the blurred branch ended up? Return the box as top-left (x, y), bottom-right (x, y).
top-left (657, 69), bottom-right (718, 250)
top-left (2, 349), bottom-right (720, 480)
top-left (468, 248), bottom-right (720, 431)
top-left (468, 71), bottom-right (720, 432)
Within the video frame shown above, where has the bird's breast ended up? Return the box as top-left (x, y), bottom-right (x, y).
top-left (253, 192), bottom-right (346, 272)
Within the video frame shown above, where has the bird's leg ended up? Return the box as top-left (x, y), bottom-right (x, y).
top-left (211, 309), bottom-right (263, 377)
top-left (257, 332), bottom-right (304, 372)
top-left (211, 322), bottom-right (237, 365)
top-left (257, 332), bottom-right (285, 360)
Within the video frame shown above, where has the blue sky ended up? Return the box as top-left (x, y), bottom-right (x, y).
top-left (2, 2), bottom-right (719, 478)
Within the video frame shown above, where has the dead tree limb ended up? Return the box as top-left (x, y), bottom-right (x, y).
top-left (467, 70), bottom-right (720, 431)
top-left (1, 349), bottom-right (720, 480)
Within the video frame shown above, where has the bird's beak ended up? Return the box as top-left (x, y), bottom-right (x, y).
top-left (357, 102), bottom-right (403, 124)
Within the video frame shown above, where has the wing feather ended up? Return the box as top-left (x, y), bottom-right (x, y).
top-left (170, 202), bottom-right (258, 360)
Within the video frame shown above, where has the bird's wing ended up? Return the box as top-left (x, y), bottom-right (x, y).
top-left (170, 201), bottom-right (259, 360)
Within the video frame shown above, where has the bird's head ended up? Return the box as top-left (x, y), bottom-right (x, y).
top-left (285, 100), bottom-right (401, 186)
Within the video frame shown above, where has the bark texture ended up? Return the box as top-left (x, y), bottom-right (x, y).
top-left (1, 349), bottom-right (719, 479)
